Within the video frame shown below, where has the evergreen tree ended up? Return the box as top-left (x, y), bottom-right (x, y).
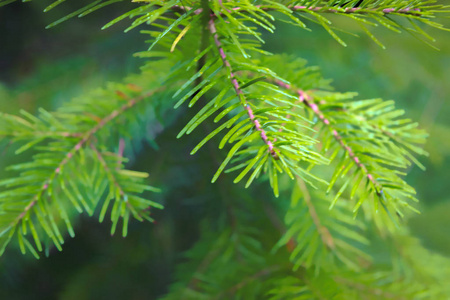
top-left (0, 0), bottom-right (449, 298)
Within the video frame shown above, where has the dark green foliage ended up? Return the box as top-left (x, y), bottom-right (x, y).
top-left (0, 0), bottom-right (449, 298)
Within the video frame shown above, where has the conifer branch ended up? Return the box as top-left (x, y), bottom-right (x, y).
top-left (315, 95), bottom-right (428, 170)
top-left (0, 83), bottom-right (167, 256)
top-left (208, 17), bottom-right (278, 158)
top-left (9, 89), bottom-right (159, 228)
top-left (296, 178), bottom-right (335, 250)
top-left (260, 69), bottom-right (425, 221)
top-left (173, 4), bottom-right (423, 16)
top-left (1, 1), bottom-right (449, 298)
top-left (276, 183), bottom-right (370, 271)
top-left (90, 145), bottom-right (145, 222)
top-left (0, 123), bottom-right (83, 139)
top-left (333, 277), bottom-right (404, 299)
top-left (273, 80), bottom-right (382, 195)
top-left (169, 1), bottom-right (447, 49)
top-left (217, 265), bottom-right (280, 298)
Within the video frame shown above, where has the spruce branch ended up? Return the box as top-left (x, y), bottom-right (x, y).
top-left (333, 276), bottom-right (407, 299)
top-left (9, 88), bottom-right (157, 220)
top-left (266, 74), bottom-right (424, 221)
top-left (297, 178), bottom-right (335, 250)
top-left (174, 3), bottom-right (425, 16)
top-left (267, 268), bottom-right (433, 299)
top-left (208, 17), bottom-right (278, 159)
top-left (162, 206), bottom-right (273, 299)
top-left (216, 265), bottom-right (280, 298)
top-left (273, 80), bottom-right (382, 196)
top-left (89, 144), bottom-right (153, 236)
top-left (169, 0), bottom-right (448, 48)
top-left (170, 7), bottom-right (328, 196)
top-left (0, 86), bottom-right (166, 257)
top-left (1, 0), bottom-right (449, 298)
top-left (275, 182), bottom-right (370, 271)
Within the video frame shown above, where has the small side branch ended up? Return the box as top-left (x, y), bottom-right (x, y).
top-left (274, 80), bottom-right (382, 195)
top-left (216, 265), bottom-right (280, 298)
top-left (90, 145), bottom-right (124, 197)
top-left (297, 178), bottom-right (335, 250)
top-left (90, 145), bottom-right (144, 221)
top-left (333, 277), bottom-right (403, 299)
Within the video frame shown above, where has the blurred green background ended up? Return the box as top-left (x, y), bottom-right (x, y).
top-left (0, 1), bottom-right (449, 299)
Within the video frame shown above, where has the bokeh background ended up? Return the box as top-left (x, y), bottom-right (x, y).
top-left (0, 1), bottom-right (449, 299)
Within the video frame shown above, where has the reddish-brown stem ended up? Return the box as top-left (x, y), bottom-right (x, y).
top-left (118, 138), bottom-right (125, 158)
